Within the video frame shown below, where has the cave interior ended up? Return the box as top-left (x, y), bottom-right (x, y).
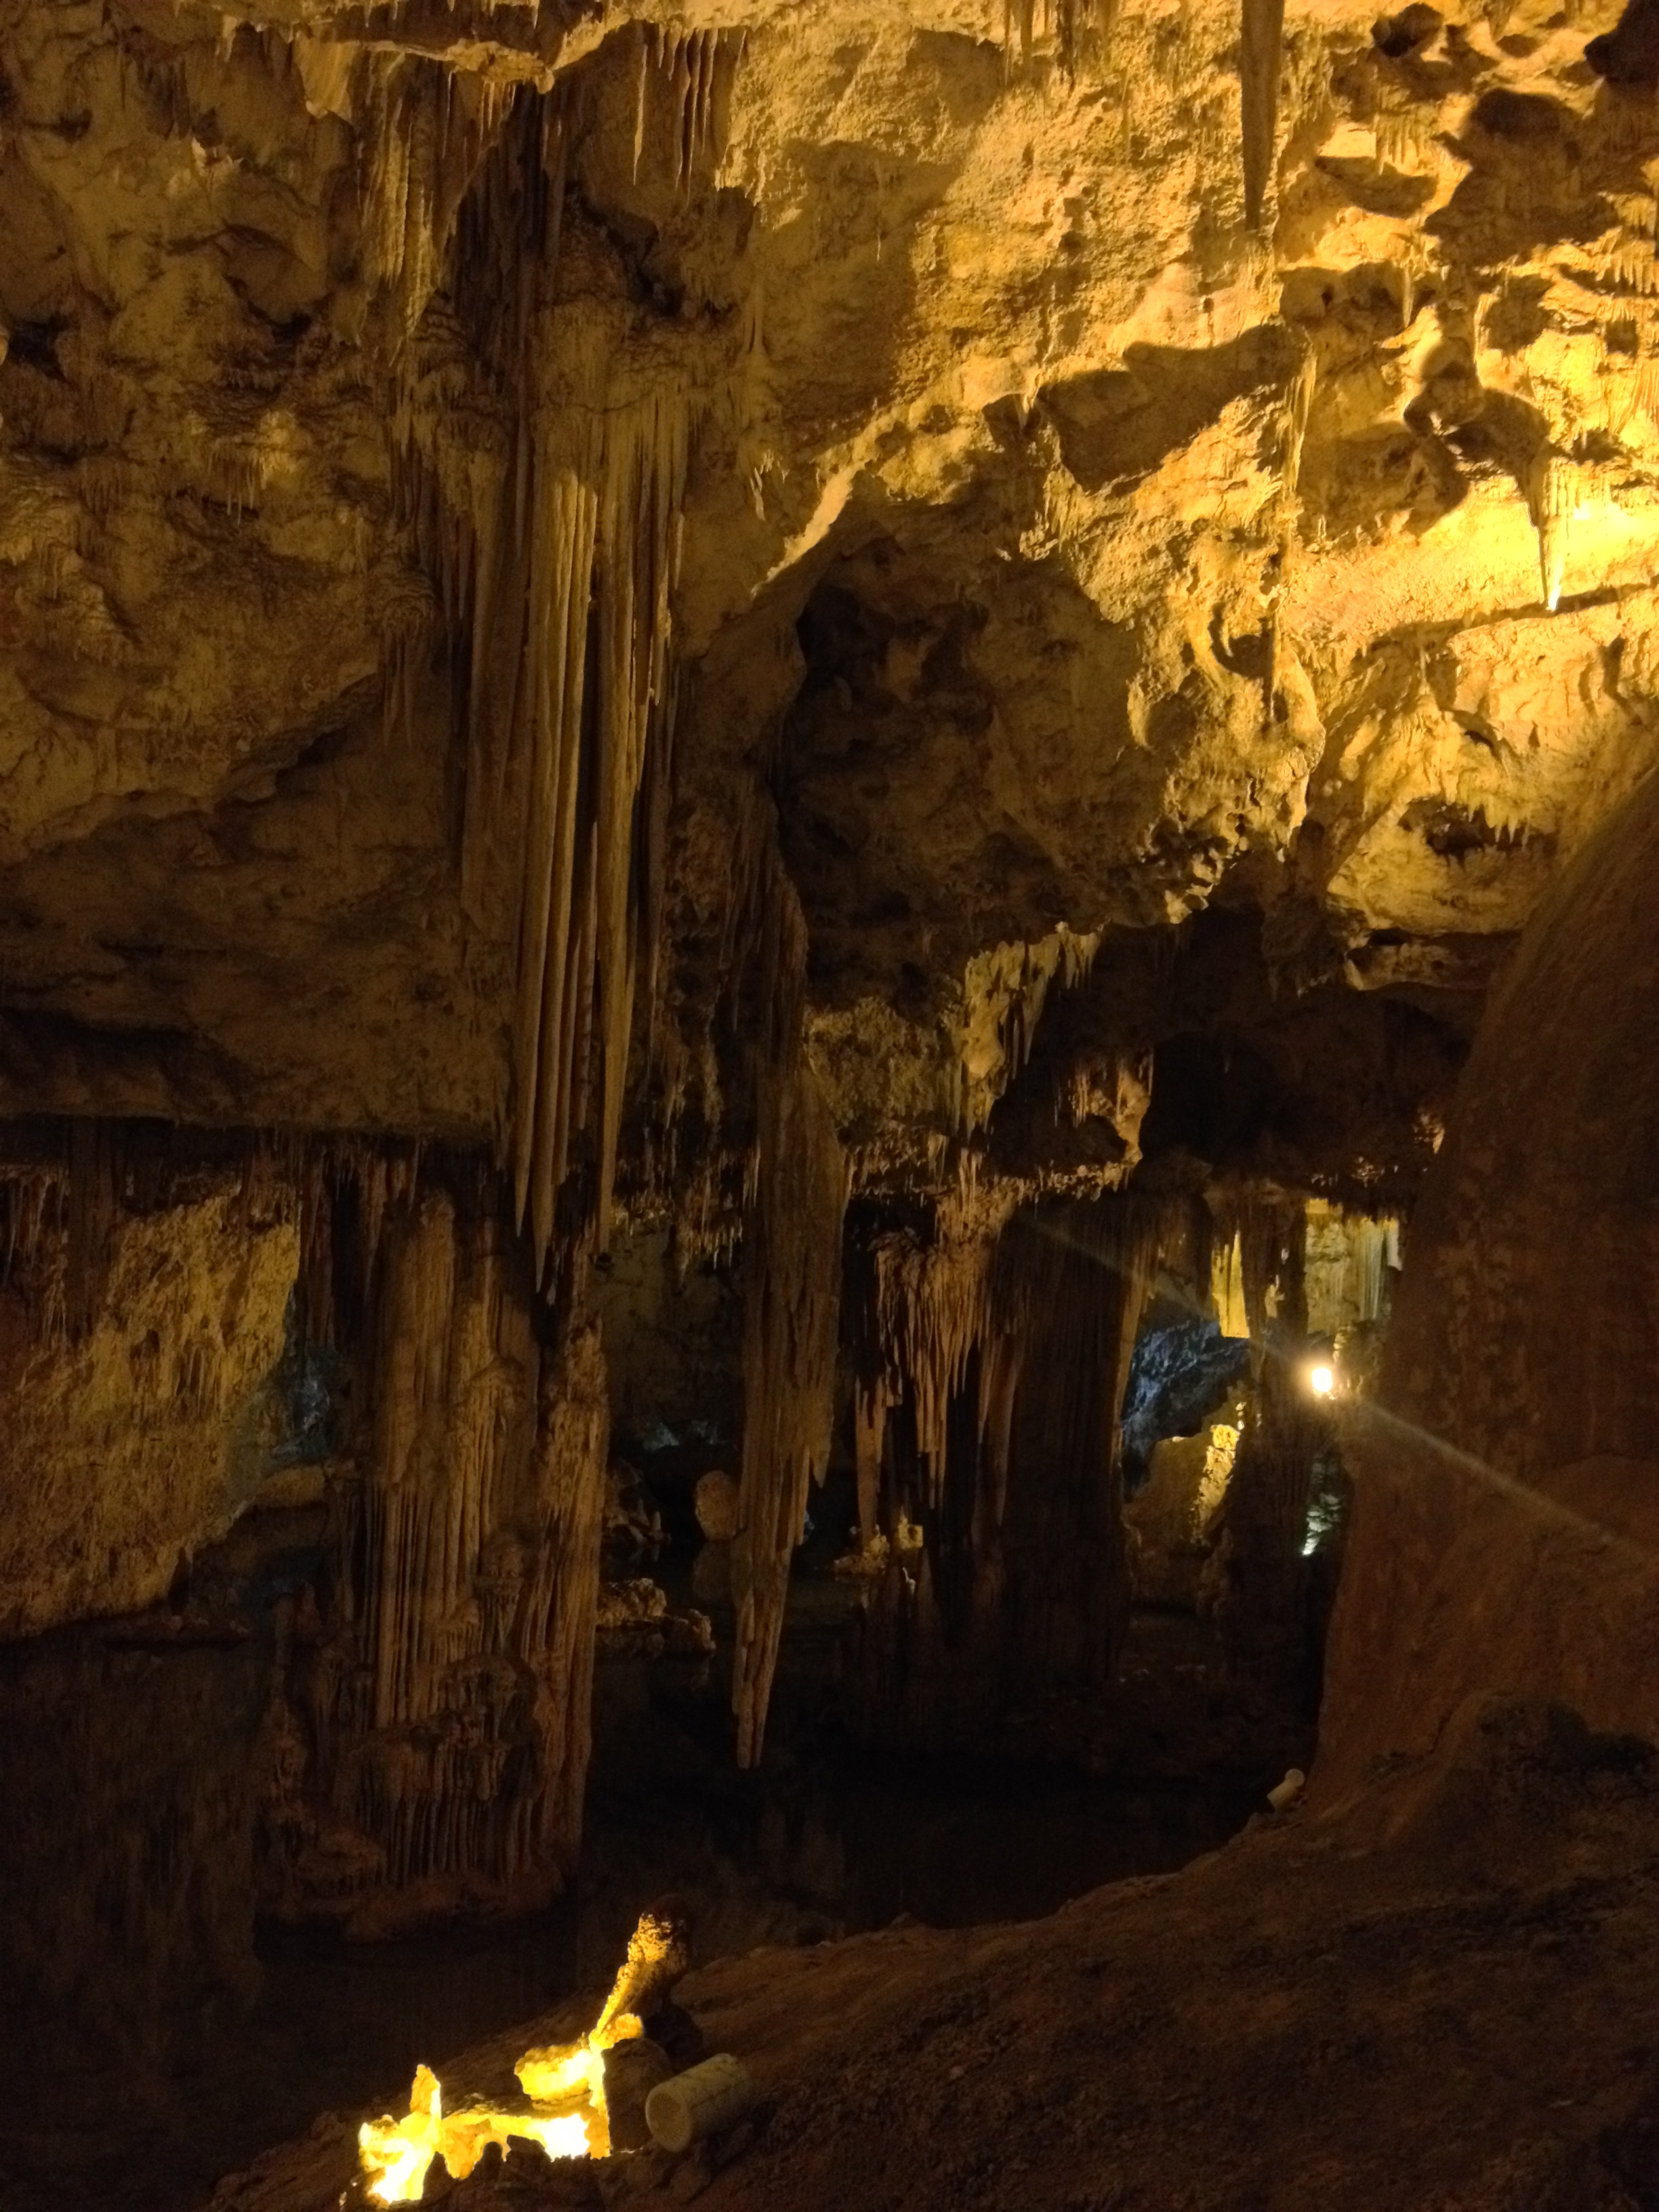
top-left (2, 0), bottom-right (1659, 2207)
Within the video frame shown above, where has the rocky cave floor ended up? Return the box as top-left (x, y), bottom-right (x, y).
top-left (207, 1697), bottom-right (1659, 2212)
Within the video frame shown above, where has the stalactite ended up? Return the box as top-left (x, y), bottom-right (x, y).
top-left (1240, 0), bottom-right (1286, 231)
top-left (1530, 449), bottom-right (1576, 611)
top-left (371, 14), bottom-right (757, 1290)
top-left (483, 388), bottom-right (694, 1271)
top-left (382, 77), bottom-right (701, 1282)
top-left (64, 1116), bottom-right (115, 1343)
top-left (730, 1052), bottom-right (844, 1768)
top-left (727, 826), bottom-right (845, 1769)
top-left (359, 54), bottom-right (514, 348)
top-left (1212, 1225), bottom-right (1250, 1338)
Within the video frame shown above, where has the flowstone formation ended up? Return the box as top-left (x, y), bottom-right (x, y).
top-left (3, 0), bottom-right (1659, 1906)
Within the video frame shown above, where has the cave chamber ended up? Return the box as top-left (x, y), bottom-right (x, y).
top-left (2, 0), bottom-right (1658, 2205)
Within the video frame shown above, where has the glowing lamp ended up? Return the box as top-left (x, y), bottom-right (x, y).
top-left (1307, 1362), bottom-right (1334, 1398)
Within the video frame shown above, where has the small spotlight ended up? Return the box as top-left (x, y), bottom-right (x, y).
top-left (1307, 1362), bottom-right (1334, 1397)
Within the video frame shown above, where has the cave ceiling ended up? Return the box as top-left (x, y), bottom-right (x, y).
top-left (2, 0), bottom-right (1658, 1198)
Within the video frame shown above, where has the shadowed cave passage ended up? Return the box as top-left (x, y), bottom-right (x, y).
top-left (3, 1), bottom-right (1659, 2207)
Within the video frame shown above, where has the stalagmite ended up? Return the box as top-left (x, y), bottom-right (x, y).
top-left (1283, 340), bottom-right (1317, 502)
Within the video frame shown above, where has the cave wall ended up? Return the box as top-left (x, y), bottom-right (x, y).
top-left (0, 1147), bottom-right (297, 1637)
top-left (1319, 763), bottom-right (1659, 1806)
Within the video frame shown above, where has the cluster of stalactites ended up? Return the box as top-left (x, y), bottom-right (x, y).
top-left (1210, 1196), bottom-right (1401, 1344)
top-left (852, 1193), bottom-right (1158, 1547)
top-left (359, 51), bottom-right (520, 346)
top-left (854, 1221), bottom-right (1001, 1532)
top-left (0, 1123), bottom-right (615, 1910)
top-left (493, 387), bottom-right (691, 1275)
top-left (633, 22), bottom-right (743, 192)
top-left (369, 60), bottom-right (705, 1286)
top-left (1004, 0), bottom-right (1118, 78)
top-left (848, 1195), bottom-right (1160, 1747)
top-left (0, 1121), bottom-right (422, 1350)
top-left (1002, 0), bottom-right (1284, 236)
top-left (955, 927), bottom-right (1102, 1136)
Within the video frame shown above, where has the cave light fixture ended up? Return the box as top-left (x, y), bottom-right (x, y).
top-left (356, 1908), bottom-right (686, 2200)
top-left (358, 2053), bottom-right (600, 2203)
top-left (1306, 1360), bottom-right (1335, 1398)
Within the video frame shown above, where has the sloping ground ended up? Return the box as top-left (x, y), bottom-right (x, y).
top-left (207, 1696), bottom-right (1659, 2212)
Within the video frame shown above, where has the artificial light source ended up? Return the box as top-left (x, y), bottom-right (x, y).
top-left (356, 1904), bottom-right (692, 2202)
top-left (1307, 1362), bottom-right (1334, 1397)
